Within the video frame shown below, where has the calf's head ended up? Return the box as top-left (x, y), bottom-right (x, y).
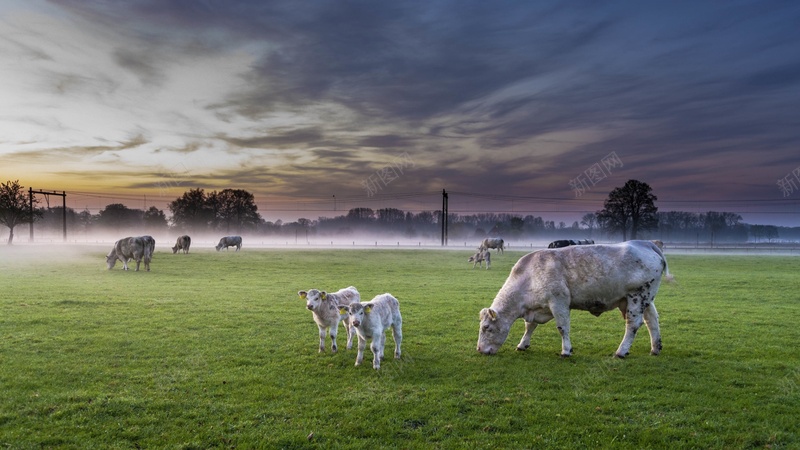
top-left (477, 308), bottom-right (510, 355)
top-left (298, 289), bottom-right (328, 311)
top-left (342, 302), bottom-right (372, 327)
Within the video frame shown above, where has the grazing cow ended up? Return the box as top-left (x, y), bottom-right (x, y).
top-left (298, 286), bottom-right (360, 353)
top-left (106, 236), bottom-right (151, 271)
top-left (468, 250), bottom-right (491, 269)
top-left (547, 239), bottom-right (594, 249)
top-left (651, 240), bottom-right (664, 250)
top-left (215, 235), bottom-right (242, 251)
top-left (341, 293), bottom-right (403, 370)
top-left (479, 237), bottom-right (505, 254)
top-left (172, 235), bottom-right (191, 254)
top-left (477, 240), bottom-right (672, 358)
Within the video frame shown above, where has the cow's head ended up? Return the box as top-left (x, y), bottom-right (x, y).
top-left (298, 289), bottom-right (328, 311)
top-left (106, 253), bottom-right (117, 270)
top-left (477, 308), bottom-right (510, 355)
top-left (172, 245), bottom-right (179, 254)
top-left (343, 302), bottom-right (371, 328)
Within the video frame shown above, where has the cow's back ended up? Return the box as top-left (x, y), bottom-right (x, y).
top-left (502, 242), bottom-right (665, 311)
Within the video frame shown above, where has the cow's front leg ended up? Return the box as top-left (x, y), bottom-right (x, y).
top-left (643, 301), bottom-right (661, 355)
top-left (121, 258), bottom-right (129, 271)
top-left (552, 307), bottom-right (573, 357)
top-left (354, 335), bottom-right (366, 366)
top-left (616, 295), bottom-right (646, 358)
top-left (516, 320), bottom-right (538, 351)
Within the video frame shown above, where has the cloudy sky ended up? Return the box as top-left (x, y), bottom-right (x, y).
top-left (2, 0), bottom-right (799, 225)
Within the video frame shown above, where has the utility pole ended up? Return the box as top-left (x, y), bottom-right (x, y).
top-left (28, 189), bottom-right (68, 242)
top-left (441, 189), bottom-right (448, 246)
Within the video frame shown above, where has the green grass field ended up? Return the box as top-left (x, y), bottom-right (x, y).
top-left (1, 245), bottom-right (798, 449)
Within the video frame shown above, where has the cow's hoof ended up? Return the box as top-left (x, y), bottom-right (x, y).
top-left (614, 353), bottom-right (627, 359)
top-left (650, 350), bottom-right (660, 356)
top-left (560, 353), bottom-right (571, 358)
top-left (516, 345), bottom-right (529, 351)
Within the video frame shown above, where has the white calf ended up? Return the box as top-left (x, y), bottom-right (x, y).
top-left (298, 286), bottom-right (360, 353)
top-left (341, 293), bottom-right (402, 370)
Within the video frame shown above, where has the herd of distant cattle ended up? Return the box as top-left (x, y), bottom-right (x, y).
top-left (105, 234), bottom-right (672, 370)
top-left (105, 234), bottom-right (242, 271)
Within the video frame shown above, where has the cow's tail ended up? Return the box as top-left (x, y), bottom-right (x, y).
top-left (655, 246), bottom-right (675, 283)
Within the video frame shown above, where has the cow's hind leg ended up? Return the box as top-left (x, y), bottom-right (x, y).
top-left (643, 301), bottom-right (661, 355)
top-left (616, 292), bottom-right (647, 358)
top-left (552, 305), bottom-right (573, 357)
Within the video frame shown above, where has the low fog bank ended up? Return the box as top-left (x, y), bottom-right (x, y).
top-left (3, 230), bottom-right (800, 257)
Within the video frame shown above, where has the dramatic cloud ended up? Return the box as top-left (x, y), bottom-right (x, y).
top-left (1, 0), bottom-right (799, 224)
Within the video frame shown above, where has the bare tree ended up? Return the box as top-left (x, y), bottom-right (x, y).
top-left (0, 180), bottom-right (41, 244)
top-left (597, 179), bottom-right (658, 240)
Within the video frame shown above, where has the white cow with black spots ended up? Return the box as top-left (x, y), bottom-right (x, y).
top-left (477, 240), bottom-right (672, 358)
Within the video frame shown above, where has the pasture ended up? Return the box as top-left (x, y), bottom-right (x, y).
top-left (0, 245), bottom-right (798, 449)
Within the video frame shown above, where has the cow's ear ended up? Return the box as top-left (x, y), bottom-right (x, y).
top-left (338, 306), bottom-right (349, 314)
top-left (364, 304), bottom-right (373, 314)
top-left (488, 309), bottom-right (498, 321)
top-left (298, 291), bottom-right (307, 299)
top-left (320, 292), bottom-right (327, 301)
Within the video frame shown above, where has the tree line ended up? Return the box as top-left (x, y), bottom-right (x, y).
top-left (2, 180), bottom-right (797, 244)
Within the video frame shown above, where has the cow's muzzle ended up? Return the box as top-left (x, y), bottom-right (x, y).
top-left (477, 345), bottom-right (496, 355)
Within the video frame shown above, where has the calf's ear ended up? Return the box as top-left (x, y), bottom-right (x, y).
top-left (364, 304), bottom-right (373, 314)
top-left (298, 291), bottom-right (307, 299)
top-left (489, 309), bottom-right (498, 320)
top-left (321, 292), bottom-right (327, 300)
top-left (338, 306), bottom-right (349, 314)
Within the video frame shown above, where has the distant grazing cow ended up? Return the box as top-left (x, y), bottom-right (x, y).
top-left (477, 240), bottom-right (672, 358)
top-left (106, 236), bottom-right (151, 271)
top-left (215, 235), bottom-right (242, 251)
top-left (547, 239), bottom-right (594, 249)
top-left (298, 286), bottom-right (360, 353)
top-left (341, 293), bottom-right (403, 370)
top-left (479, 238), bottom-right (505, 254)
top-left (468, 250), bottom-right (491, 269)
top-left (172, 235), bottom-right (191, 254)
top-left (651, 240), bottom-right (664, 250)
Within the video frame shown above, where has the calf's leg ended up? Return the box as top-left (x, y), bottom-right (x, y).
top-left (370, 338), bottom-right (382, 370)
top-left (317, 325), bottom-right (327, 353)
top-left (355, 335), bottom-right (366, 367)
top-left (392, 323), bottom-right (402, 359)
